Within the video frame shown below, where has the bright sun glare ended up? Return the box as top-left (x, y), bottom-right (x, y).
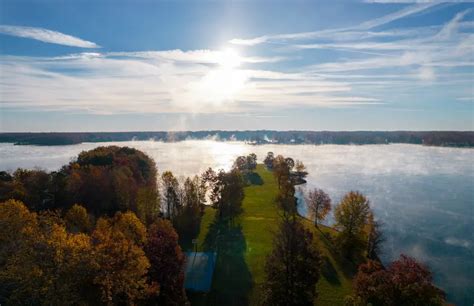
top-left (195, 48), bottom-right (247, 105)
top-left (217, 48), bottom-right (242, 68)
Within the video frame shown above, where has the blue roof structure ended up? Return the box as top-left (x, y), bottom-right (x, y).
top-left (184, 252), bottom-right (217, 292)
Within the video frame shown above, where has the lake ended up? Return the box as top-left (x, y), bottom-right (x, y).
top-left (1, 140), bottom-right (473, 305)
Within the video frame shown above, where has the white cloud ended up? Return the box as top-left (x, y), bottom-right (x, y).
top-left (230, 2), bottom-right (440, 46)
top-left (418, 66), bottom-right (436, 81)
top-left (0, 49), bottom-right (378, 114)
top-left (357, 2), bottom-right (438, 29)
top-left (0, 25), bottom-right (100, 48)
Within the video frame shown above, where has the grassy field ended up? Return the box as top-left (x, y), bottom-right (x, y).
top-left (182, 165), bottom-right (356, 306)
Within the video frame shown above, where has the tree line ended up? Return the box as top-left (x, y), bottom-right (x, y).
top-left (1, 131), bottom-right (473, 147)
top-left (0, 147), bottom-right (447, 305)
top-left (261, 151), bottom-right (446, 306)
top-left (0, 146), bottom-right (248, 305)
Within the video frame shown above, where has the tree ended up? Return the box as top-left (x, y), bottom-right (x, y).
top-left (203, 168), bottom-right (244, 219)
top-left (145, 219), bottom-right (188, 305)
top-left (92, 213), bottom-right (151, 305)
top-left (233, 154), bottom-right (257, 172)
top-left (64, 203), bottom-right (93, 233)
top-left (264, 152), bottom-right (275, 169)
top-left (295, 160), bottom-right (306, 174)
top-left (161, 171), bottom-right (180, 220)
top-left (262, 213), bottom-right (321, 305)
top-left (175, 176), bottom-right (205, 238)
top-left (233, 156), bottom-right (248, 171)
top-left (63, 146), bottom-right (159, 217)
top-left (246, 153), bottom-right (257, 171)
top-left (136, 186), bottom-right (161, 226)
top-left (334, 191), bottom-right (371, 258)
top-left (350, 255), bottom-right (445, 306)
top-left (217, 169), bottom-right (245, 219)
top-left (0, 200), bottom-right (95, 305)
top-left (305, 188), bottom-right (331, 228)
top-left (273, 155), bottom-right (290, 189)
top-left (285, 157), bottom-right (295, 171)
top-left (0, 169), bottom-right (52, 211)
top-left (366, 212), bottom-right (384, 260)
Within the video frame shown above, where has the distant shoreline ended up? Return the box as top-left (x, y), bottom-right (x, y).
top-left (1, 131), bottom-right (473, 147)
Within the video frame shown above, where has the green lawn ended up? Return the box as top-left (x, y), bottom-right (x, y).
top-left (182, 165), bottom-right (355, 305)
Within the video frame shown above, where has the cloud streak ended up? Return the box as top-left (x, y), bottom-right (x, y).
top-left (229, 2), bottom-right (440, 46)
top-left (0, 25), bottom-right (100, 48)
top-left (0, 49), bottom-right (377, 114)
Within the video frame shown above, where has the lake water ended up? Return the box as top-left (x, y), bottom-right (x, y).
top-left (0, 140), bottom-right (473, 305)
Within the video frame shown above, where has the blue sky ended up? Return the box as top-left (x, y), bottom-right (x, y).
top-left (0, 0), bottom-right (473, 132)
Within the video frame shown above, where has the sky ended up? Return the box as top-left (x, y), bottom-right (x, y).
top-left (0, 0), bottom-right (473, 132)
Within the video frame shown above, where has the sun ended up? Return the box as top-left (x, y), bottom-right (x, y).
top-left (193, 48), bottom-right (247, 106)
top-left (217, 48), bottom-right (242, 68)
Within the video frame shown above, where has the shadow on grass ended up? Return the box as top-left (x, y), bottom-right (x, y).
top-left (192, 216), bottom-right (253, 306)
top-left (320, 256), bottom-right (341, 285)
top-left (315, 227), bottom-right (358, 278)
top-left (244, 172), bottom-right (264, 186)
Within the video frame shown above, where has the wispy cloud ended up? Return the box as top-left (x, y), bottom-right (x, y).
top-left (357, 3), bottom-right (438, 29)
top-left (0, 49), bottom-right (376, 114)
top-left (229, 2), bottom-right (439, 46)
top-left (0, 25), bottom-right (100, 48)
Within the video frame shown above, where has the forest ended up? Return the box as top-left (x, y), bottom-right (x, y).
top-left (1, 130), bottom-right (473, 147)
top-left (0, 146), bottom-right (446, 305)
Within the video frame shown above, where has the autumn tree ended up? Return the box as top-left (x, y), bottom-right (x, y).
top-left (136, 186), bottom-right (161, 226)
top-left (0, 200), bottom-right (95, 305)
top-left (305, 188), bottom-right (331, 228)
top-left (334, 191), bottom-right (371, 258)
top-left (348, 255), bottom-right (445, 306)
top-left (145, 219), bottom-right (188, 305)
top-left (63, 146), bottom-right (159, 217)
top-left (273, 155), bottom-right (290, 189)
top-left (262, 213), bottom-right (321, 305)
top-left (64, 203), bottom-right (93, 233)
top-left (91, 212), bottom-right (151, 304)
top-left (0, 169), bottom-right (52, 211)
top-left (295, 160), bottom-right (306, 174)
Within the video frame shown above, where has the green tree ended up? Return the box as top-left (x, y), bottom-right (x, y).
top-left (175, 176), bottom-right (205, 238)
top-left (246, 153), bottom-right (257, 171)
top-left (262, 213), bottom-right (321, 306)
top-left (264, 151), bottom-right (274, 169)
top-left (334, 191), bottom-right (371, 258)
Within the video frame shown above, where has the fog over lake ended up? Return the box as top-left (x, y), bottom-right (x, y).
top-left (1, 141), bottom-right (473, 305)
